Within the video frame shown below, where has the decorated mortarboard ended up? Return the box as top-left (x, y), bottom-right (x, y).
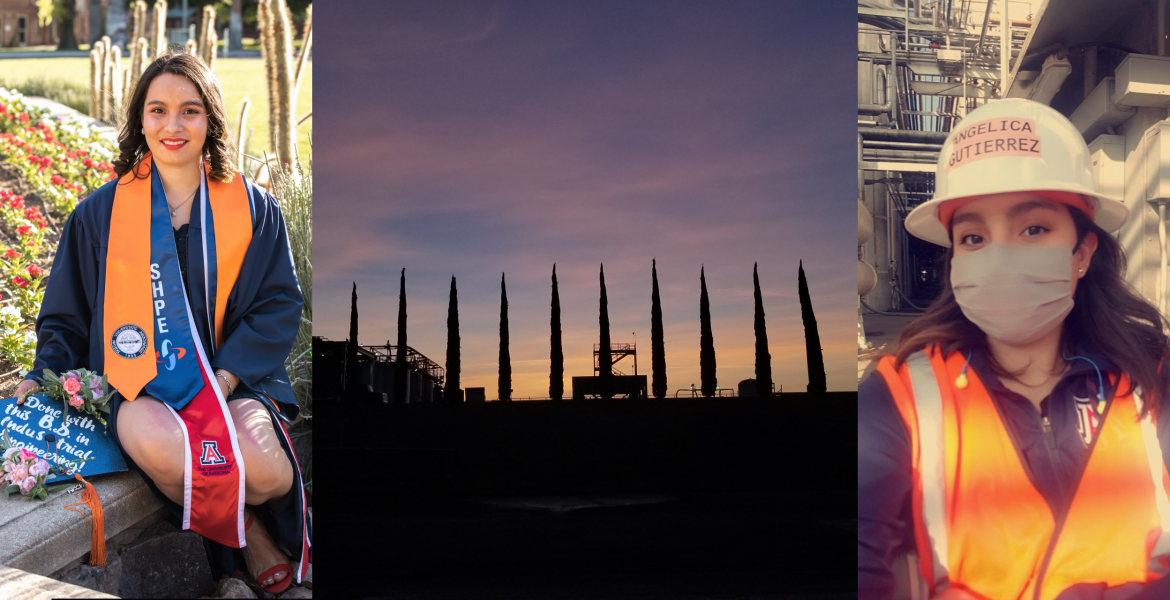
top-left (0, 393), bottom-right (127, 483)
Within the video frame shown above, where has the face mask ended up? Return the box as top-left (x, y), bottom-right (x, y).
top-left (950, 244), bottom-right (1075, 346)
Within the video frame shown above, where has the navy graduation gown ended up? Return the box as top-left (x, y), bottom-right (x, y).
top-left (28, 173), bottom-right (303, 415)
top-left (28, 172), bottom-right (308, 579)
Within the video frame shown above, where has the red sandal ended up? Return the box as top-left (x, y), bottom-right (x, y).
top-left (245, 508), bottom-right (294, 595)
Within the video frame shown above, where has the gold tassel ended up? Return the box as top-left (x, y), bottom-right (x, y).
top-left (64, 474), bottom-right (106, 567)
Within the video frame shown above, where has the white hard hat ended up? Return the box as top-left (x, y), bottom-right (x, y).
top-left (904, 98), bottom-right (1129, 247)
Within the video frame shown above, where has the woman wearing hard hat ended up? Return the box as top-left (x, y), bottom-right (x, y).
top-left (859, 98), bottom-right (1170, 600)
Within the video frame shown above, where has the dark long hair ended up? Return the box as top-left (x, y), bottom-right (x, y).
top-left (113, 51), bottom-right (234, 183)
top-left (893, 207), bottom-right (1170, 417)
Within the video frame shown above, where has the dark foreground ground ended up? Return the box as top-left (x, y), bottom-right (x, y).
top-left (316, 394), bottom-right (855, 598)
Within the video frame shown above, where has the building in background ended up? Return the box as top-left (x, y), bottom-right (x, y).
top-left (313, 336), bottom-right (446, 404)
top-left (0, 0), bottom-right (90, 47)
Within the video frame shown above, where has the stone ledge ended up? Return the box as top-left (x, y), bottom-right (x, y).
top-left (0, 564), bottom-right (117, 599)
top-left (0, 471), bottom-right (163, 577)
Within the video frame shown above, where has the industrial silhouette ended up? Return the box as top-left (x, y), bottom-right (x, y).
top-left (314, 260), bottom-right (829, 403)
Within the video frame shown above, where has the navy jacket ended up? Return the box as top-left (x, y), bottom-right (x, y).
top-left (28, 173), bottom-right (304, 416)
top-left (858, 345), bottom-right (1170, 600)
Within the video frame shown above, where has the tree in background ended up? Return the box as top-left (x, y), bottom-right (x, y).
top-left (395, 268), bottom-right (408, 403)
top-left (799, 260), bottom-right (827, 394)
top-left (650, 259), bottom-right (667, 400)
top-left (753, 263), bottom-right (773, 398)
top-left (444, 275), bottom-right (461, 404)
top-left (699, 266), bottom-right (717, 398)
top-left (36, 0), bottom-right (78, 50)
top-left (550, 264), bottom-right (564, 401)
top-left (499, 273), bottom-right (511, 402)
top-left (598, 264), bottom-right (613, 400)
top-left (230, 0), bottom-right (244, 51)
top-left (345, 281), bottom-right (358, 396)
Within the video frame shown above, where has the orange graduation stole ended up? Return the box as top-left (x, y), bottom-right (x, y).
top-left (103, 154), bottom-right (253, 547)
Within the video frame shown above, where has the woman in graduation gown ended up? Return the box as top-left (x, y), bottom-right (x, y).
top-left (17, 51), bottom-right (310, 594)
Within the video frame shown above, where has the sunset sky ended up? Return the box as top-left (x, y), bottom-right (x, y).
top-left (316, 0), bottom-right (857, 397)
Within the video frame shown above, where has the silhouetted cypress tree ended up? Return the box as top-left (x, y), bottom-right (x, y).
top-left (499, 273), bottom-right (511, 402)
top-left (444, 275), bottom-right (461, 404)
top-left (598, 264), bottom-right (613, 400)
top-left (550, 264), bottom-right (564, 401)
top-left (395, 268), bottom-right (408, 403)
top-left (699, 266), bottom-right (717, 397)
top-left (799, 260), bottom-right (827, 394)
top-left (753, 263), bottom-right (773, 398)
top-left (650, 259), bottom-right (666, 399)
top-left (346, 281), bottom-right (358, 396)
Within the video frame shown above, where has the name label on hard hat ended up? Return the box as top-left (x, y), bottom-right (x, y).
top-left (947, 118), bottom-right (1041, 173)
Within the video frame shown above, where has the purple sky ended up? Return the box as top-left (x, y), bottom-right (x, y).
top-left (316, 1), bottom-right (857, 397)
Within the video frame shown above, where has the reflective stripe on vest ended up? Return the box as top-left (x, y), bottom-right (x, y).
top-left (905, 351), bottom-right (949, 586)
top-left (879, 347), bottom-right (1170, 599)
top-left (1137, 390), bottom-right (1170, 574)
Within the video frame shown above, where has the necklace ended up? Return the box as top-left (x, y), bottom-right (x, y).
top-left (166, 188), bottom-right (197, 217)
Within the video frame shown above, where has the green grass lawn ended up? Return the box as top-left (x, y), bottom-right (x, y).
top-left (0, 57), bottom-right (311, 166)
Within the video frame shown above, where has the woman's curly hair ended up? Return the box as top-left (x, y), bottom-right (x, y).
top-left (113, 50), bottom-right (235, 183)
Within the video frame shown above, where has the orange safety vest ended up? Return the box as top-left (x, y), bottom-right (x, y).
top-left (875, 345), bottom-right (1170, 600)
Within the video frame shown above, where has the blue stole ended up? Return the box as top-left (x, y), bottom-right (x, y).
top-left (143, 164), bottom-right (205, 409)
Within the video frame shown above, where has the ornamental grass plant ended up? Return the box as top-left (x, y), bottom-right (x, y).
top-left (261, 150), bottom-right (312, 487)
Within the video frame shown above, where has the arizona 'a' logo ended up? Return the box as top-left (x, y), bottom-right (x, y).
top-left (200, 440), bottom-right (227, 466)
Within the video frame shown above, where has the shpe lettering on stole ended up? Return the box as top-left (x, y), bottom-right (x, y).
top-left (0, 394), bottom-right (127, 481)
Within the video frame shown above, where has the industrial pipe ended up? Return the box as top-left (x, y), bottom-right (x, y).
top-left (859, 128), bottom-right (949, 143)
top-left (892, 30), bottom-right (898, 126)
top-left (1000, 0), bottom-right (1010, 96)
top-left (975, 0), bottom-right (993, 55)
top-left (861, 297), bottom-right (925, 316)
top-left (987, 18), bottom-right (1034, 27)
top-left (859, 31), bottom-right (897, 120)
top-left (864, 141), bottom-right (945, 150)
top-left (866, 150), bottom-right (941, 161)
top-left (859, 199), bottom-right (875, 246)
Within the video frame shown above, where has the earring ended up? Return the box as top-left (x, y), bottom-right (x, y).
top-left (140, 128), bottom-right (144, 134)
top-left (1078, 268), bottom-right (1085, 275)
